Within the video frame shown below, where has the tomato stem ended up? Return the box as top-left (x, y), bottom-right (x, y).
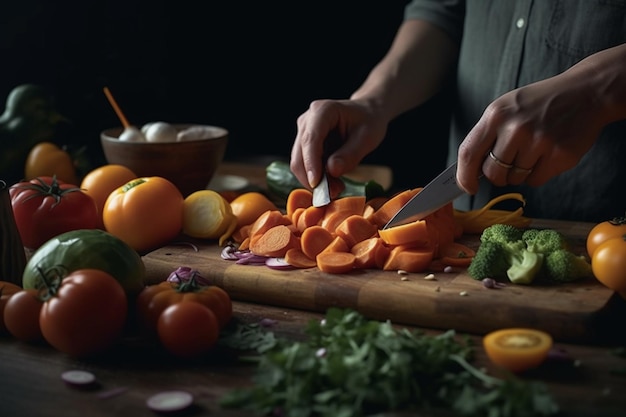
top-left (12, 175), bottom-right (81, 208)
top-left (36, 265), bottom-right (66, 300)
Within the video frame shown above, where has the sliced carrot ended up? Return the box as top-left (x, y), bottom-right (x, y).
top-left (362, 205), bottom-right (375, 220)
top-left (351, 237), bottom-right (390, 269)
top-left (316, 251), bottom-right (356, 274)
top-left (383, 245), bottom-right (434, 272)
top-left (286, 188), bottom-right (313, 218)
top-left (320, 209), bottom-right (354, 232)
top-left (369, 188), bottom-right (421, 228)
top-left (321, 235), bottom-right (350, 254)
top-left (296, 206), bottom-right (326, 232)
top-left (300, 225), bottom-right (335, 260)
top-left (324, 195), bottom-right (366, 218)
top-left (249, 224), bottom-right (300, 258)
top-left (248, 210), bottom-right (292, 239)
top-left (290, 207), bottom-right (306, 227)
top-left (335, 214), bottom-right (378, 248)
top-left (284, 248), bottom-right (317, 269)
top-left (238, 236), bottom-right (251, 251)
top-left (231, 223), bottom-right (251, 244)
top-left (365, 196), bottom-right (389, 212)
top-left (377, 219), bottom-right (430, 247)
top-left (439, 241), bottom-right (476, 268)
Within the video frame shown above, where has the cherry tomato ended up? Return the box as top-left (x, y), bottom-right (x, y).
top-left (591, 235), bottom-right (626, 293)
top-left (9, 176), bottom-right (99, 249)
top-left (80, 164), bottom-right (137, 229)
top-left (0, 281), bottom-right (22, 334)
top-left (586, 216), bottom-right (626, 258)
top-left (136, 278), bottom-right (232, 334)
top-left (39, 268), bottom-right (127, 357)
top-left (157, 302), bottom-right (220, 358)
top-left (4, 288), bottom-right (44, 342)
top-left (103, 176), bottom-right (184, 253)
top-left (483, 328), bottom-right (552, 373)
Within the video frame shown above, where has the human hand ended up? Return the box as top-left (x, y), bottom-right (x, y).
top-left (456, 72), bottom-right (606, 194)
top-left (290, 98), bottom-right (388, 194)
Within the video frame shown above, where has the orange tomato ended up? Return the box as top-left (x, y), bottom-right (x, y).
top-left (25, 142), bottom-right (77, 185)
top-left (80, 164), bottom-right (137, 229)
top-left (103, 176), bottom-right (184, 253)
top-left (591, 235), bottom-right (626, 293)
top-left (230, 192), bottom-right (278, 229)
top-left (483, 328), bottom-right (552, 373)
top-left (586, 217), bottom-right (626, 258)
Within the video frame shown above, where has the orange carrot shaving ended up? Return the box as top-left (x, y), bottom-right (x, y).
top-left (438, 241), bottom-right (476, 268)
top-left (453, 193), bottom-right (531, 234)
top-left (316, 251), bottom-right (356, 274)
top-left (249, 224), bottom-right (300, 258)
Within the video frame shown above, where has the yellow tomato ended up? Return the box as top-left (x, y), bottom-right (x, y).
top-left (229, 192), bottom-right (278, 229)
top-left (483, 328), bottom-right (552, 373)
top-left (586, 217), bottom-right (626, 258)
top-left (591, 235), bottom-right (626, 293)
top-left (182, 190), bottom-right (237, 246)
top-left (80, 164), bottom-right (137, 229)
top-left (103, 177), bottom-right (184, 253)
top-left (25, 142), bottom-right (77, 185)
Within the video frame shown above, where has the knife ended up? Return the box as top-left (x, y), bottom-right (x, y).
top-left (382, 161), bottom-right (464, 229)
top-left (312, 130), bottom-right (343, 207)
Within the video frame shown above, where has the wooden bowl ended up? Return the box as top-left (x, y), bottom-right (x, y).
top-left (100, 124), bottom-right (228, 197)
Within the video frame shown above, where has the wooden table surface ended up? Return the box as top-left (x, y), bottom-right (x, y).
top-left (2, 162), bottom-right (626, 417)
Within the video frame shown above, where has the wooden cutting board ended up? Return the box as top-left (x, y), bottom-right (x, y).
top-left (142, 218), bottom-right (626, 344)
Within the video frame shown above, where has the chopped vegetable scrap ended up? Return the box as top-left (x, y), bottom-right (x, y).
top-left (454, 193), bottom-right (532, 234)
top-left (220, 308), bottom-right (559, 417)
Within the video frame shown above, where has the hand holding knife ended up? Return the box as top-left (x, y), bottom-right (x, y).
top-left (312, 130), bottom-right (344, 207)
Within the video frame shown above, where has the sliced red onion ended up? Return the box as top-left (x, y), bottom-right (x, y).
top-left (265, 257), bottom-right (294, 270)
top-left (236, 254), bottom-right (269, 265)
top-left (167, 266), bottom-right (211, 286)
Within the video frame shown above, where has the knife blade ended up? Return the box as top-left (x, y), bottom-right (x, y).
top-left (382, 162), bottom-right (464, 229)
top-left (312, 130), bottom-right (343, 207)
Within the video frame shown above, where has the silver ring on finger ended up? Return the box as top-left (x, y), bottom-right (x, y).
top-left (488, 150), bottom-right (513, 169)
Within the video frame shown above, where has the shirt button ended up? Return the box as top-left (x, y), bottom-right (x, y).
top-left (516, 17), bottom-right (525, 29)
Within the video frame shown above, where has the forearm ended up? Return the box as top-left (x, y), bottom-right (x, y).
top-left (566, 43), bottom-right (626, 125)
top-left (350, 19), bottom-right (459, 123)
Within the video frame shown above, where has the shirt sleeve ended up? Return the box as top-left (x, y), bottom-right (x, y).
top-left (404, 0), bottom-right (465, 45)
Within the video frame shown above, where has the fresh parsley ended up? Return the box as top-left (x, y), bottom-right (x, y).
top-left (220, 308), bottom-right (559, 417)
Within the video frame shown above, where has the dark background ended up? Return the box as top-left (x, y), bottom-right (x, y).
top-left (1, 0), bottom-right (451, 190)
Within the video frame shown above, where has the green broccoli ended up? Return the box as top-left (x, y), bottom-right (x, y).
top-left (522, 228), bottom-right (568, 254)
top-left (480, 223), bottom-right (525, 245)
top-left (468, 224), bottom-right (544, 284)
top-left (543, 249), bottom-right (593, 283)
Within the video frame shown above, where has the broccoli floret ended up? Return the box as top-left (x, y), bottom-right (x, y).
top-left (543, 249), bottom-right (593, 282)
top-left (467, 240), bottom-right (511, 280)
top-left (522, 228), bottom-right (568, 254)
top-left (467, 239), bottom-right (544, 284)
top-left (481, 224), bottom-right (524, 245)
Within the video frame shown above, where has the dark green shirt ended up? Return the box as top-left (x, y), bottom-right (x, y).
top-left (405, 0), bottom-right (626, 222)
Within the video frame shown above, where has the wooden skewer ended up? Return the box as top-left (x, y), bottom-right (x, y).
top-left (103, 86), bottom-right (130, 129)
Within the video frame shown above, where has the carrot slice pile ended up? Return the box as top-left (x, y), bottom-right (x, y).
top-left (227, 188), bottom-right (489, 274)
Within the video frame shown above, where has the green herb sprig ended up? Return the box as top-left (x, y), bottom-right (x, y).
top-left (220, 308), bottom-right (559, 417)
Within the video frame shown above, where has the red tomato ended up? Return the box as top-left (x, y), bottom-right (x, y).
top-left (103, 177), bottom-right (184, 253)
top-left (0, 281), bottom-right (22, 334)
top-left (4, 289), bottom-right (44, 342)
top-left (591, 235), bottom-right (626, 293)
top-left (9, 176), bottom-right (99, 249)
top-left (157, 302), bottom-right (220, 358)
top-left (39, 269), bottom-right (127, 357)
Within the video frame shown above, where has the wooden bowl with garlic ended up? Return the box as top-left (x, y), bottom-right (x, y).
top-left (100, 123), bottom-right (229, 197)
